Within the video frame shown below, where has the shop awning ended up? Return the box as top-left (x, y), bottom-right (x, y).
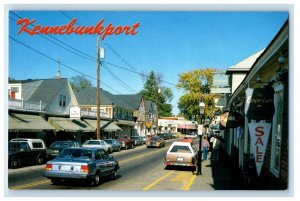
top-left (84, 119), bottom-right (122, 132)
top-left (9, 113), bottom-right (55, 132)
top-left (115, 120), bottom-right (136, 127)
top-left (48, 117), bottom-right (94, 132)
top-left (177, 124), bottom-right (197, 130)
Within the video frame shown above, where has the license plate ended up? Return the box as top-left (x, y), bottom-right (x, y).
top-left (174, 163), bottom-right (186, 166)
top-left (60, 165), bottom-right (71, 171)
top-left (177, 157), bottom-right (184, 161)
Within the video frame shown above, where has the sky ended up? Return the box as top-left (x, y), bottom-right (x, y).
top-left (8, 10), bottom-right (288, 115)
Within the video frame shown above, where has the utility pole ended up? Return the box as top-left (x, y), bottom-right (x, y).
top-left (96, 35), bottom-right (101, 140)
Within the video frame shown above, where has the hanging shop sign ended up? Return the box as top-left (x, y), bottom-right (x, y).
top-left (220, 111), bottom-right (243, 128)
top-left (248, 122), bottom-right (271, 176)
top-left (245, 85), bottom-right (275, 120)
top-left (70, 106), bottom-right (81, 119)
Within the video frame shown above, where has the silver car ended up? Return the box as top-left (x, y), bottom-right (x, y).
top-left (43, 147), bottom-right (119, 186)
top-left (82, 140), bottom-right (113, 153)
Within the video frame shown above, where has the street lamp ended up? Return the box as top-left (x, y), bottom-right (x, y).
top-left (196, 99), bottom-right (205, 175)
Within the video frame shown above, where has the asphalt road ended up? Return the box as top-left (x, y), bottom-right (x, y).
top-left (8, 138), bottom-right (200, 191)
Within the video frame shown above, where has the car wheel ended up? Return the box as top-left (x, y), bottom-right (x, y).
top-left (125, 145), bottom-right (128, 150)
top-left (36, 156), bottom-right (44, 165)
top-left (90, 172), bottom-right (101, 187)
top-left (118, 147), bottom-right (121, 152)
top-left (111, 169), bottom-right (118, 180)
top-left (10, 158), bottom-right (20, 169)
top-left (108, 148), bottom-right (112, 154)
top-left (131, 144), bottom-right (134, 149)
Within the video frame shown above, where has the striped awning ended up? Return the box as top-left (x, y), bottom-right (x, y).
top-left (84, 119), bottom-right (122, 132)
top-left (177, 124), bottom-right (197, 130)
top-left (115, 120), bottom-right (136, 127)
top-left (48, 117), bottom-right (94, 132)
top-left (9, 113), bottom-right (55, 132)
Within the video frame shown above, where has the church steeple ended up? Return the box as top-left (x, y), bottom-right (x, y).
top-left (54, 59), bottom-right (62, 79)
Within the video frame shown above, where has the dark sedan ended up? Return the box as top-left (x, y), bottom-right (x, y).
top-left (47, 141), bottom-right (80, 160)
top-left (43, 147), bottom-right (120, 186)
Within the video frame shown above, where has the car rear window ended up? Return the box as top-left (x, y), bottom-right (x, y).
top-left (86, 141), bottom-right (100, 145)
top-left (170, 145), bottom-right (191, 153)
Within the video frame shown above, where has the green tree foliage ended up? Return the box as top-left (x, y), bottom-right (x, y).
top-left (140, 71), bottom-right (173, 117)
top-left (177, 68), bottom-right (219, 122)
top-left (70, 75), bottom-right (93, 92)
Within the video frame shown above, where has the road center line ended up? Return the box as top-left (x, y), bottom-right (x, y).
top-left (143, 171), bottom-right (175, 191)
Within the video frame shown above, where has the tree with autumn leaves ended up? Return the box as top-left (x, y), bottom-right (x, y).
top-left (177, 68), bottom-right (220, 123)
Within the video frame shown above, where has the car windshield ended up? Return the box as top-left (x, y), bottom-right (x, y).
top-left (58, 148), bottom-right (92, 159)
top-left (151, 136), bottom-right (160, 140)
top-left (85, 141), bottom-right (100, 145)
top-left (116, 136), bottom-right (126, 139)
top-left (104, 140), bottom-right (112, 144)
top-left (170, 145), bottom-right (191, 153)
top-left (50, 141), bottom-right (73, 148)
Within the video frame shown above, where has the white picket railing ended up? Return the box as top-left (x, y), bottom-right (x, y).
top-left (8, 99), bottom-right (45, 111)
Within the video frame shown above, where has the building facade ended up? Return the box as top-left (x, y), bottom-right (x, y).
top-left (223, 21), bottom-right (288, 190)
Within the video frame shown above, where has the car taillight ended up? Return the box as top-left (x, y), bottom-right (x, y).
top-left (81, 165), bottom-right (89, 173)
top-left (45, 164), bottom-right (52, 171)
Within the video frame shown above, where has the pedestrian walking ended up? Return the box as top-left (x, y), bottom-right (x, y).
top-left (211, 135), bottom-right (221, 161)
top-left (202, 136), bottom-right (210, 160)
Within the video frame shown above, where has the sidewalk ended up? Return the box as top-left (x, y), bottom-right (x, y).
top-left (190, 152), bottom-right (244, 190)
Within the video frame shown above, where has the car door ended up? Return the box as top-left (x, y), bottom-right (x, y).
top-left (94, 149), bottom-right (107, 175)
top-left (99, 149), bottom-right (115, 175)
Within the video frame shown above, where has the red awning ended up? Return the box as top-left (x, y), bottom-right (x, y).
top-left (177, 124), bottom-right (196, 129)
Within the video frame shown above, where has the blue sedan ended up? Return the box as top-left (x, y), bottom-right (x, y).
top-left (43, 147), bottom-right (119, 186)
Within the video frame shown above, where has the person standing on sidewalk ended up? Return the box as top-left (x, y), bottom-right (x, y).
top-left (211, 135), bottom-right (221, 161)
top-left (202, 136), bottom-right (210, 160)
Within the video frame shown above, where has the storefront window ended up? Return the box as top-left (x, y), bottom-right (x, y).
top-left (270, 83), bottom-right (284, 178)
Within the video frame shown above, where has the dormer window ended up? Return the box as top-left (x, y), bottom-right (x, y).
top-left (59, 95), bottom-right (66, 107)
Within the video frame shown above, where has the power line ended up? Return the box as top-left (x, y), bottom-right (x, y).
top-left (59, 11), bottom-right (140, 73)
top-left (10, 13), bottom-right (136, 94)
top-left (11, 11), bottom-right (177, 88)
top-left (102, 63), bottom-right (138, 93)
top-left (9, 35), bottom-right (122, 95)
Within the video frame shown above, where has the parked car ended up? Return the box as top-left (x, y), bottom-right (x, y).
top-left (181, 136), bottom-right (194, 145)
top-left (164, 141), bottom-right (198, 172)
top-left (8, 138), bottom-right (47, 169)
top-left (115, 135), bottom-right (135, 150)
top-left (82, 140), bottom-right (113, 153)
top-left (146, 136), bottom-right (165, 148)
top-left (104, 139), bottom-right (121, 152)
top-left (47, 141), bottom-right (81, 160)
top-left (157, 133), bottom-right (171, 140)
top-left (185, 133), bottom-right (198, 138)
top-left (140, 136), bottom-right (147, 144)
top-left (130, 136), bottom-right (143, 146)
top-left (43, 147), bottom-right (119, 186)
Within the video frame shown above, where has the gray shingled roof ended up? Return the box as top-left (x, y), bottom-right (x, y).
top-left (113, 94), bottom-right (142, 110)
top-left (75, 87), bottom-right (142, 110)
top-left (20, 79), bottom-right (68, 106)
top-left (74, 87), bottom-right (114, 106)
